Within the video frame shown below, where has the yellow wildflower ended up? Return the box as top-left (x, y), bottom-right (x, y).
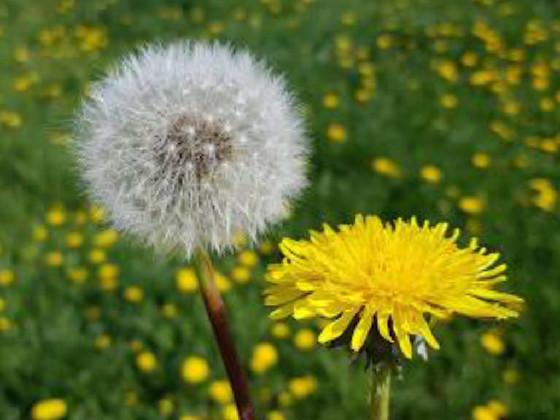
top-left (267, 411), bottom-right (286, 420)
top-left (45, 252), bottom-right (64, 267)
top-left (158, 398), bottom-right (174, 416)
top-left (231, 266), bottom-right (251, 284)
top-left (481, 330), bottom-right (505, 355)
top-left (293, 329), bottom-right (316, 351)
top-left (222, 404), bottom-right (239, 420)
top-left (181, 356), bottom-right (209, 384)
top-left (95, 334), bottom-right (111, 350)
top-left (93, 229), bottom-right (119, 248)
top-left (326, 123), bottom-right (347, 143)
top-left (33, 225), bottom-right (48, 242)
top-left (472, 152), bottom-right (491, 169)
top-left (124, 286), bottom-right (144, 303)
top-left (439, 93), bottom-right (458, 109)
top-left (0, 269), bottom-right (15, 286)
top-left (459, 196), bottom-right (486, 215)
top-left (136, 351), bottom-right (157, 373)
top-left (265, 215), bottom-right (522, 358)
top-left (251, 342), bottom-right (278, 374)
top-left (65, 232), bottom-right (83, 248)
top-left (288, 375), bottom-right (318, 399)
top-left (89, 249), bottom-right (106, 264)
top-left (322, 93), bottom-right (340, 109)
top-left (372, 157), bottom-right (402, 178)
top-left (208, 380), bottom-right (233, 404)
top-left (176, 268), bottom-right (198, 293)
top-left (46, 208), bottom-right (66, 226)
top-left (270, 322), bottom-right (291, 339)
top-left (31, 399), bottom-right (67, 420)
top-left (0, 317), bottom-right (12, 332)
top-left (238, 250), bottom-right (258, 267)
top-left (67, 267), bottom-right (88, 284)
top-left (420, 165), bottom-right (442, 184)
top-left (502, 368), bottom-right (519, 385)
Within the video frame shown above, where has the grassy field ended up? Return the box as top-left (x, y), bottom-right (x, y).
top-left (1, 0), bottom-right (559, 419)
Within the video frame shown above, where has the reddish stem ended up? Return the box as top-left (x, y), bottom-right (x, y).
top-left (194, 249), bottom-right (255, 420)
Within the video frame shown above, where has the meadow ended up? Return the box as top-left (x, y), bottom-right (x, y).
top-left (1, 0), bottom-right (559, 419)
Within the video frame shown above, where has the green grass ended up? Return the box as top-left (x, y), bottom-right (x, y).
top-left (1, 0), bottom-right (559, 418)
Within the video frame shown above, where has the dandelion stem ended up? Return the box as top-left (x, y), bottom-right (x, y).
top-left (370, 362), bottom-right (392, 420)
top-left (193, 249), bottom-right (255, 420)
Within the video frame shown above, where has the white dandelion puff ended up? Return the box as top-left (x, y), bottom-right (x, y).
top-left (75, 41), bottom-right (309, 256)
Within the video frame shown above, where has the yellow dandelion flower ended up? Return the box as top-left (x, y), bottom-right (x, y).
top-left (231, 266), bottom-right (251, 283)
top-left (270, 322), bottom-right (291, 339)
top-left (208, 380), bottom-right (233, 404)
top-left (0, 317), bottom-right (12, 332)
top-left (124, 286), bottom-right (144, 303)
top-left (222, 403), bottom-right (239, 420)
top-left (480, 330), bottom-right (505, 355)
top-left (250, 342), bottom-right (278, 374)
top-left (487, 400), bottom-right (508, 417)
top-left (459, 196), bottom-right (486, 215)
top-left (420, 165), bottom-right (442, 184)
top-left (32, 225), bottom-right (48, 242)
top-left (326, 123), bottom-right (347, 143)
top-left (288, 375), bottom-right (318, 399)
top-left (89, 205), bottom-right (106, 224)
top-left (472, 405), bottom-right (497, 420)
top-left (238, 250), bottom-right (258, 267)
top-left (65, 232), bottom-right (84, 248)
top-left (472, 152), bottom-right (491, 169)
top-left (89, 249), bottom-right (106, 264)
top-left (293, 329), bottom-right (316, 351)
top-left (265, 215), bottom-right (522, 359)
top-left (31, 399), bottom-right (67, 420)
top-left (67, 267), bottom-right (88, 284)
top-left (0, 111), bottom-right (22, 128)
top-left (267, 411), bottom-right (286, 420)
top-left (322, 92), bottom-right (340, 109)
top-left (439, 93), bottom-right (458, 109)
top-left (0, 269), bottom-right (15, 286)
top-left (372, 157), bottom-right (402, 179)
top-left (176, 268), bottom-right (198, 293)
top-left (161, 303), bottom-right (178, 319)
top-left (46, 208), bottom-right (66, 226)
top-left (136, 351), bottom-right (157, 372)
top-left (93, 229), bottom-right (119, 248)
top-left (45, 252), bottom-right (64, 267)
top-left (158, 397), bottom-right (174, 415)
top-left (98, 263), bottom-right (119, 279)
top-left (95, 334), bottom-right (111, 350)
top-left (502, 368), bottom-right (519, 385)
top-left (181, 356), bottom-right (209, 384)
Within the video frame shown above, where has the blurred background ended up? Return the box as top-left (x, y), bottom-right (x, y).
top-left (0, 0), bottom-right (559, 418)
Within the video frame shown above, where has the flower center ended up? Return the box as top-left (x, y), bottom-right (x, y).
top-left (155, 115), bottom-right (233, 182)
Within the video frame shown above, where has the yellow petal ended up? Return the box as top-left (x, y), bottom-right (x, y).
top-left (269, 302), bottom-right (295, 320)
top-left (318, 309), bottom-right (358, 344)
top-left (351, 306), bottom-right (375, 351)
top-left (412, 314), bottom-right (440, 350)
top-left (393, 309), bottom-right (412, 358)
top-left (293, 300), bottom-right (317, 319)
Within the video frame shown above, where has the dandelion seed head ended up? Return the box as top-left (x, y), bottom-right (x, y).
top-left (75, 41), bottom-right (308, 256)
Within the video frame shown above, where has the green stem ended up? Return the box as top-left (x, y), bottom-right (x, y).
top-left (193, 249), bottom-right (255, 420)
top-left (370, 363), bottom-right (392, 420)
